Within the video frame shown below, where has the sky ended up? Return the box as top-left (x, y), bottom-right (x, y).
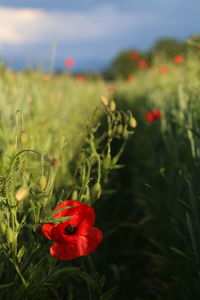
top-left (0, 0), bottom-right (199, 71)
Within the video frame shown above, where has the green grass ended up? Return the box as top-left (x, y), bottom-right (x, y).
top-left (1, 51), bottom-right (200, 299)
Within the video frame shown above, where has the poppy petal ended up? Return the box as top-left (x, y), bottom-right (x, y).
top-left (52, 200), bottom-right (95, 235)
top-left (50, 228), bottom-right (103, 260)
top-left (42, 223), bottom-right (54, 240)
top-left (77, 205), bottom-right (95, 235)
top-left (83, 227), bottom-right (103, 255)
top-left (52, 200), bottom-right (81, 218)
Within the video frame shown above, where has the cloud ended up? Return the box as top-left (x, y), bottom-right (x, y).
top-left (0, 5), bottom-right (154, 45)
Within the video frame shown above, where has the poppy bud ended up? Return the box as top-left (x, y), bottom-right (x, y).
top-left (15, 187), bottom-right (29, 201)
top-left (122, 129), bottom-right (129, 140)
top-left (0, 222), bottom-right (6, 236)
top-left (101, 96), bottom-right (109, 106)
top-left (19, 130), bottom-right (29, 145)
top-left (92, 182), bottom-right (101, 200)
top-left (103, 153), bottom-right (111, 169)
top-left (116, 124), bottom-right (123, 135)
top-left (71, 190), bottom-right (78, 200)
top-left (85, 188), bottom-right (90, 203)
top-left (6, 227), bottom-right (14, 243)
top-left (109, 100), bottom-right (116, 112)
top-left (129, 117), bottom-right (137, 128)
top-left (39, 175), bottom-right (47, 191)
top-left (50, 157), bottom-right (57, 166)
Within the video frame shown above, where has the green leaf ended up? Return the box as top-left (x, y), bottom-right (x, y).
top-left (103, 189), bottom-right (117, 195)
top-left (110, 164), bottom-right (124, 170)
top-left (170, 247), bottom-right (200, 266)
top-left (40, 205), bottom-right (74, 224)
top-left (77, 270), bottom-right (99, 290)
top-left (48, 266), bottom-right (81, 281)
top-left (0, 282), bottom-right (14, 289)
top-left (17, 245), bottom-right (26, 263)
top-left (49, 206), bottom-right (73, 217)
top-left (99, 274), bottom-right (106, 289)
top-left (100, 285), bottom-right (118, 300)
top-left (41, 215), bottom-right (72, 224)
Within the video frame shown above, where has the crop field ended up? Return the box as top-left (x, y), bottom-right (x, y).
top-left (0, 51), bottom-right (200, 299)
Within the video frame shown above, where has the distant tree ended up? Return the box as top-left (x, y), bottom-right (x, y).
top-left (104, 49), bottom-right (151, 80)
top-left (103, 36), bottom-right (197, 80)
top-left (152, 38), bottom-right (188, 57)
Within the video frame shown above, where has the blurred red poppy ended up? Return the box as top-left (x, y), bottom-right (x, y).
top-left (43, 75), bottom-right (50, 82)
top-left (50, 157), bottom-right (57, 166)
top-left (160, 66), bottom-right (169, 74)
top-left (75, 74), bottom-right (85, 82)
top-left (152, 109), bottom-right (161, 120)
top-left (64, 58), bottom-right (75, 68)
top-left (130, 52), bottom-right (139, 60)
top-left (108, 85), bottom-right (116, 94)
top-left (42, 200), bottom-right (103, 260)
top-left (145, 112), bottom-right (154, 122)
top-left (145, 109), bottom-right (161, 122)
top-left (173, 54), bottom-right (183, 64)
top-left (126, 75), bottom-right (135, 82)
top-left (138, 59), bottom-right (148, 69)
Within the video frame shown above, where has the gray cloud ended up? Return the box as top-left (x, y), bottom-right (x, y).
top-left (0, 2), bottom-right (199, 70)
top-left (0, 5), bottom-right (155, 45)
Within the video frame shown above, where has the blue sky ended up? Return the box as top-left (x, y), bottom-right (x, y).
top-left (0, 0), bottom-right (199, 71)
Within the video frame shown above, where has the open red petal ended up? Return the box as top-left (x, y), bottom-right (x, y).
top-left (52, 200), bottom-right (82, 218)
top-left (50, 227), bottom-right (103, 260)
top-left (42, 223), bottom-right (54, 240)
top-left (83, 227), bottom-right (103, 255)
top-left (52, 200), bottom-right (95, 236)
top-left (77, 205), bottom-right (95, 235)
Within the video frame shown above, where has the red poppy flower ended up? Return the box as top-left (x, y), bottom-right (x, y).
top-left (152, 109), bottom-right (161, 120)
top-left (108, 85), bottom-right (116, 94)
top-left (64, 58), bottom-right (75, 68)
top-left (197, 45), bottom-right (200, 51)
top-left (130, 52), bottom-right (139, 60)
top-left (50, 157), bottom-right (57, 166)
top-left (173, 54), bottom-right (183, 64)
top-left (160, 66), bottom-right (169, 74)
top-left (138, 59), bottom-right (148, 69)
top-left (126, 75), bottom-right (135, 82)
top-left (42, 200), bottom-right (103, 260)
top-left (145, 109), bottom-right (161, 122)
top-left (75, 74), bottom-right (85, 82)
top-left (145, 112), bottom-right (154, 122)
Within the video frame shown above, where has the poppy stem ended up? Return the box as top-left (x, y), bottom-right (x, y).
top-left (81, 257), bottom-right (93, 300)
top-left (12, 261), bottom-right (28, 288)
top-left (87, 255), bottom-right (102, 296)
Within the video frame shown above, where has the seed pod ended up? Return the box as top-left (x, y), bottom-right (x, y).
top-left (15, 187), bottom-right (29, 201)
top-left (6, 227), bottom-right (14, 243)
top-left (109, 100), bottom-right (116, 112)
top-left (19, 130), bottom-right (29, 145)
top-left (116, 124), bottom-right (123, 135)
top-left (103, 152), bottom-right (111, 169)
top-left (0, 222), bottom-right (6, 236)
top-left (39, 175), bottom-right (47, 191)
top-left (82, 187), bottom-right (90, 204)
top-left (129, 117), bottom-right (137, 128)
top-left (101, 96), bottom-right (109, 106)
top-left (71, 190), bottom-right (78, 200)
top-left (122, 128), bottom-right (129, 140)
top-left (92, 182), bottom-right (101, 200)
top-left (50, 157), bottom-right (57, 166)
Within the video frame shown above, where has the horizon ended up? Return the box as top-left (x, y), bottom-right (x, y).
top-left (0, 1), bottom-right (199, 71)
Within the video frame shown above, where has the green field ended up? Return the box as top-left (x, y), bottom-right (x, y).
top-left (0, 52), bottom-right (200, 299)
